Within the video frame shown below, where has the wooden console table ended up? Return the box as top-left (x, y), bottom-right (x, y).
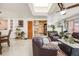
top-left (58, 39), bottom-right (79, 56)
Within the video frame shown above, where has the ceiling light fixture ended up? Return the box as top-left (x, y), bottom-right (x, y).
top-left (60, 10), bottom-right (66, 15)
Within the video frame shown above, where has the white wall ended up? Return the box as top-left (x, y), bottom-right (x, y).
top-left (12, 18), bottom-right (28, 39)
top-left (0, 17), bottom-right (48, 39)
top-left (0, 18), bottom-right (30, 39)
top-left (0, 3), bottom-right (33, 39)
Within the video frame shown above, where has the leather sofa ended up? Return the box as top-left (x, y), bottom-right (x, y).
top-left (72, 32), bottom-right (79, 39)
top-left (32, 37), bottom-right (59, 56)
top-left (48, 31), bottom-right (60, 41)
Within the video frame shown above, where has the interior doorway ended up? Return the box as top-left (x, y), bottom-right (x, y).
top-left (28, 21), bottom-right (33, 39)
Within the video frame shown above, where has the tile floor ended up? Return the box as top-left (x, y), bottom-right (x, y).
top-left (0, 39), bottom-right (33, 56)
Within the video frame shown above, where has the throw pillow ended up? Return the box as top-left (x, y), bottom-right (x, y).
top-left (43, 37), bottom-right (49, 44)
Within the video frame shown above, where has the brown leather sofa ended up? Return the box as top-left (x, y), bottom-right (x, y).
top-left (72, 32), bottom-right (79, 39)
top-left (48, 31), bottom-right (60, 41)
top-left (32, 37), bottom-right (59, 56)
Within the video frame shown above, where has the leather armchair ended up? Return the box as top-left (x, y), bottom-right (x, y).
top-left (48, 31), bottom-right (60, 41)
top-left (32, 37), bottom-right (59, 56)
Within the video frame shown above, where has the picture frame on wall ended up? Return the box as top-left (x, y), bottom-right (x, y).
top-left (0, 20), bottom-right (8, 30)
top-left (18, 20), bottom-right (23, 27)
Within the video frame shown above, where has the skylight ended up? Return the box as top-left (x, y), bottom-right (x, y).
top-left (33, 3), bottom-right (52, 13)
top-left (28, 3), bottom-right (53, 16)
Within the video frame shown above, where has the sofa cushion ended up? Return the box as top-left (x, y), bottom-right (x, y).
top-left (42, 37), bottom-right (50, 44)
top-left (33, 37), bottom-right (43, 47)
top-left (42, 42), bottom-right (59, 50)
top-left (53, 36), bottom-right (59, 40)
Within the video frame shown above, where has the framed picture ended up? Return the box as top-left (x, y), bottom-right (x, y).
top-left (18, 20), bottom-right (23, 27)
top-left (0, 20), bottom-right (8, 30)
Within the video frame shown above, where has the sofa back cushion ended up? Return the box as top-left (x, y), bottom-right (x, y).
top-left (48, 31), bottom-right (58, 36)
top-left (42, 37), bottom-right (50, 44)
top-left (33, 37), bottom-right (43, 47)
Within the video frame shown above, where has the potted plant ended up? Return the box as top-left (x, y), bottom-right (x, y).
top-left (60, 31), bottom-right (64, 38)
top-left (60, 31), bottom-right (68, 39)
top-left (50, 25), bottom-right (55, 31)
top-left (21, 31), bottom-right (25, 39)
top-left (15, 26), bottom-right (21, 39)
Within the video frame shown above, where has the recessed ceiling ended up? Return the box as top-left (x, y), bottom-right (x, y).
top-left (33, 3), bottom-right (52, 13)
top-left (28, 3), bottom-right (53, 16)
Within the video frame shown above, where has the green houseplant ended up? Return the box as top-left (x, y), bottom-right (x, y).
top-left (15, 26), bottom-right (21, 39)
top-left (21, 31), bottom-right (25, 39)
top-left (60, 31), bottom-right (69, 39)
top-left (15, 26), bottom-right (25, 39)
top-left (50, 25), bottom-right (55, 31)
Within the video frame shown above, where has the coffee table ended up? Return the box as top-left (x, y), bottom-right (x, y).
top-left (58, 39), bottom-right (79, 56)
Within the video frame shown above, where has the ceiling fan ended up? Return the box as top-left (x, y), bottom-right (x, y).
top-left (58, 3), bottom-right (65, 11)
top-left (57, 3), bottom-right (66, 15)
top-left (57, 3), bottom-right (79, 15)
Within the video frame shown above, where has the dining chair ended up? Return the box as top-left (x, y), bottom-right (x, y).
top-left (0, 34), bottom-right (2, 54)
top-left (0, 29), bottom-right (12, 47)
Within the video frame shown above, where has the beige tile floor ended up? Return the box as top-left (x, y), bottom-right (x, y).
top-left (0, 39), bottom-right (33, 56)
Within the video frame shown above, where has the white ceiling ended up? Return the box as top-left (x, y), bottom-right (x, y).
top-left (0, 3), bottom-right (78, 18)
top-left (0, 3), bottom-right (33, 18)
top-left (28, 3), bottom-right (78, 16)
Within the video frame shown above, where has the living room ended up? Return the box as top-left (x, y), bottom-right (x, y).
top-left (0, 3), bottom-right (79, 56)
